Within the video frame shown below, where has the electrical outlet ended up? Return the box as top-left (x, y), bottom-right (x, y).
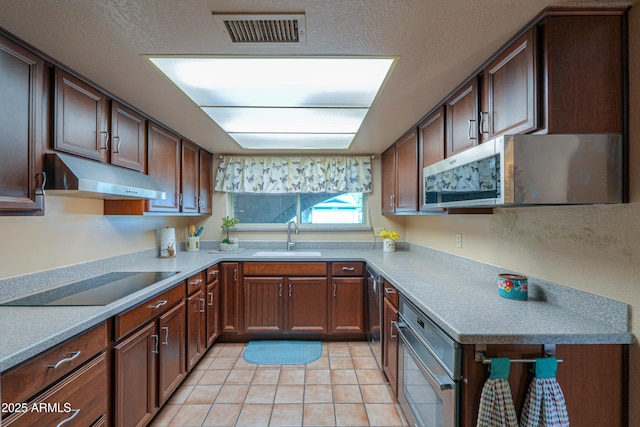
top-left (456, 233), bottom-right (462, 248)
top-left (374, 227), bottom-right (385, 236)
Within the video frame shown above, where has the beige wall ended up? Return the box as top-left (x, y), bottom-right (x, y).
top-left (0, 159), bottom-right (404, 279)
top-left (404, 7), bottom-right (640, 425)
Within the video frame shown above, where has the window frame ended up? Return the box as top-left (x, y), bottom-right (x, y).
top-left (226, 192), bottom-right (372, 232)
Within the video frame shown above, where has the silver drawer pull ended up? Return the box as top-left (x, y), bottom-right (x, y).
top-left (56, 409), bottom-right (80, 427)
top-left (189, 279), bottom-right (203, 285)
top-left (384, 287), bottom-right (396, 294)
top-left (48, 351), bottom-right (81, 369)
top-left (342, 267), bottom-right (355, 271)
top-left (208, 270), bottom-right (219, 276)
top-left (148, 300), bottom-right (168, 309)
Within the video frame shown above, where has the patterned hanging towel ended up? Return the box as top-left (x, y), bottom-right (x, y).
top-left (476, 357), bottom-right (519, 427)
top-left (520, 357), bottom-right (569, 427)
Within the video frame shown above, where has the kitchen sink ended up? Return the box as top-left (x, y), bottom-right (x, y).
top-left (253, 251), bottom-right (322, 257)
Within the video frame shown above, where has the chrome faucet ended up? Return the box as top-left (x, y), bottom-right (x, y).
top-left (287, 220), bottom-right (299, 251)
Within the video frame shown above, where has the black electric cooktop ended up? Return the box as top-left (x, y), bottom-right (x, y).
top-left (1, 271), bottom-right (180, 306)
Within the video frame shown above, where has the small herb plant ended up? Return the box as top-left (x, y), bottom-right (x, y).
top-left (221, 216), bottom-right (240, 243)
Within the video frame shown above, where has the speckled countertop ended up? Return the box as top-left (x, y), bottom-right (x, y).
top-left (0, 242), bottom-right (633, 372)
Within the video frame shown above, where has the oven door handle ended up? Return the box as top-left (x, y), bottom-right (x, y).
top-left (393, 321), bottom-right (455, 391)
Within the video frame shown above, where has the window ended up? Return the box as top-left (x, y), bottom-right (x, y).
top-left (230, 192), bottom-right (367, 228)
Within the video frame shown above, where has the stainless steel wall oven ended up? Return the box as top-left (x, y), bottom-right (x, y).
top-left (394, 295), bottom-right (461, 427)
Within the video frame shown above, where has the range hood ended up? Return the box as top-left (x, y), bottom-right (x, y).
top-left (45, 153), bottom-right (166, 200)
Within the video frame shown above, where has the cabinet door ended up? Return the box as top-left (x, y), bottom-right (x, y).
top-left (206, 280), bottom-right (220, 347)
top-left (481, 28), bottom-right (537, 140)
top-left (418, 106), bottom-right (446, 210)
top-left (221, 262), bottom-right (243, 333)
top-left (199, 150), bottom-right (213, 214)
top-left (158, 301), bottom-right (186, 405)
top-left (181, 140), bottom-right (199, 213)
top-left (394, 129), bottom-right (419, 213)
top-left (380, 146), bottom-right (396, 214)
top-left (446, 77), bottom-right (478, 157)
top-left (147, 123), bottom-right (180, 212)
top-left (54, 69), bottom-right (109, 162)
top-left (111, 101), bottom-right (146, 171)
top-left (287, 277), bottom-right (328, 333)
top-left (0, 35), bottom-right (45, 215)
top-left (382, 297), bottom-right (399, 395)
top-left (114, 322), bottom-right (158, 427)
top-left (244, 277), bottom-right (284, 333)
top-left (186, 290), bottom-right (205, 371)
top-left (331, 277), bottom-right (365, 334)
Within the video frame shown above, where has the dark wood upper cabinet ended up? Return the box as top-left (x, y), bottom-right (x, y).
top-left (381, 129), bottom-right (419, 214)
top-left (199, 150), bottom-right (213, 214)
top-left (54, 69), bottom-right (109, 162)
top-left (480, 28), bottom-right (537, 140)
top-left (110, 101), bottom-right (146, 172)
top-left (181, 140), bottom-right (200, 214)
top-left (446, 77), bottom-right (478, 157)
top-left (0, 33), bottom-right (45, 216)
top-left (418, 106), bottom-right (445, 210)
top-left (540, 13), bottom-right (625, 134)
top-left (147, 123), bottom-right (181, 213)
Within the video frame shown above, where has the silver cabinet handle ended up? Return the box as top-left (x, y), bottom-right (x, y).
top-left (113, 135), bottom-right (121, 153)
top-left (279, 283), bottom-right (283, 297)
top-left (468, 119), bottom-right (477, 140)
top-left (208, 292), bottom-right (214, 306)
top-left (162, 326), bottom-right (169, 345)
top-left (479, 111), bottom-right (488, 135)
top-left (178, 193), bottom-right (183, 207)
top-left (289, 283), bottom-right (292, 298)
top-left (189, 279), bottom-right (203, 285)
top-left (384, 287), bottom-right (396, 294)
top-left (208, 269), bottom-right (219, 277)
top-left (390, 320), bottom-right (398, 338)
top-left (100, 131), bottom-right (109, 150)
top-left (48, 351), bottom-right (81, 369)
top-left (333, 283), bottom-right (337, 297)
top-left (151, 334), bottom-right (159, 354)
top-left (233, 268), bottom-right (238, 282)
top-left (56, 409), bottom-right (80, 427)
top-left (36, 171), bottom-right (47, 196)
top-left (148, 300), bottom-right (167, 309)
top-left (200, 298), bottom-right (205, 313)
top-left (342, 267), bottom-right (355, 272)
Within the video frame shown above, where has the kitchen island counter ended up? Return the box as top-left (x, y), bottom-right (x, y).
top-left (0, 244), bottom-right (633, 372)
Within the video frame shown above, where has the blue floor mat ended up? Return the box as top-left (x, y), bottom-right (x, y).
top-left (243, 340), bottom-right (322, 365)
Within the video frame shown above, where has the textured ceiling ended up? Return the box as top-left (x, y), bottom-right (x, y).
top-left (0, 0), bottom-right (633, 155)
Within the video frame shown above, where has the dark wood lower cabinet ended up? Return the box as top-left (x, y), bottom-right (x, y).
top-left (382, 297), bottom-right (399, 395)
top-left (206, 279), bottom-right (221, 346)
top-left (331, 277), bottom-right (364, 334)
top-left (186, 289), bottom-right (206, 371)
top-left (288, 277), bottom-right (328, 333)
top-left (114, 322), bottom-right (157, 427)
top-left (244, 276), bottom-right (285, 333)
top-left (158, 301), bottom-right (186, 405)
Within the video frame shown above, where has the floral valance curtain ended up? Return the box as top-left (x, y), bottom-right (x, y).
top-left (214, 156), bottom-right (372, 194)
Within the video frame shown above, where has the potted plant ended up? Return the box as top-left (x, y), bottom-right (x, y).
top-left (219, 216), bottom-right (240, 251)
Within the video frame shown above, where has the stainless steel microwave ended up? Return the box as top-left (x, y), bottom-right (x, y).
top-left (422, 134), bottom-right (623, 208)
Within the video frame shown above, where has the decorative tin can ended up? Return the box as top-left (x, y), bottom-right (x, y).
top-left (498, 274), bottom-right (528, 300)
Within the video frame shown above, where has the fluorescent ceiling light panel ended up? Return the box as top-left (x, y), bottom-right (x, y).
top-left (147, 56), bottom-right (395, 149)
top-left (229, 133), bottom-right (355, 150)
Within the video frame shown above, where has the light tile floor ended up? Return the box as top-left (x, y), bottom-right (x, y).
top-left (151, 341), bottom-right (409, 427)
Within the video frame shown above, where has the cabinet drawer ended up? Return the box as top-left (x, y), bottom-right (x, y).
top-left (383, 281), bottom-right (399, 307)
top-left (332, 262), bottom-right (364, 276)
top-left (115, 283), bottom-right (185, 340)
top-left (243, 262), bottom-right (327, 276)
top-left (3, 352), bottom-right (108, 426)
top-left (186, 271), bottom-right (205, 295)
top-left (1, 322), bottom-right (108, 406)
top-left (206, 265), bottom-right (219, 284)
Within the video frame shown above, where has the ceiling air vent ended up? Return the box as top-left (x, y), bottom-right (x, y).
top-left (212, 13), bottom-right (306, 44)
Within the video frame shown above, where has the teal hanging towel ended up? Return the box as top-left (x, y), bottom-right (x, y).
top-left (476, 357), bottom-right (519, 427)
top-left (520, 357), bottom-right (569, 427)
